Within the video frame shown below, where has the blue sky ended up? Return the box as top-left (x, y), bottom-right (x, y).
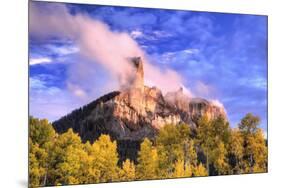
top-left (29, 2), bottom-right (268, 132)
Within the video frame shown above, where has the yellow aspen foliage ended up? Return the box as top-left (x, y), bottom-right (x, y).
top-left (29, 117), bottom-right (56, 187)
top-left (29, 139), bottom-right (48, 188)
top-left (156, 124), bottom-right (191, 178)
top-left (186, 140), bottom-right (197, 167)
top-left (136, 138), bottom-right (158, 180)
top-left (193, 163), bottom-right (208, 177)
top-left (229, 128), bottom-right (244, 174)
top-left (91, 134), bottom-right (119, 183)
top-left (48, 129), bottom-right (88, 185)
top-left (239, 114), bottom-right (267, 173)
top-left (29, 117), bottom-right (56, 148)
top-left (213, 141), bottom-right (229, 175)
top-left (184, 163), bottom-right (193, 177)
top-left (119, 159), bottom-right (136, 181)
top-left (173, 160), bottom-right (192, 178)
top-left (247, 129), bottom-right (267, 173)
top-left (196, 115), bottom-right (212, 175)
top-left (28, 113), bottom-right (268, 186)
top-left (173, 160), bottom-right (185, 178)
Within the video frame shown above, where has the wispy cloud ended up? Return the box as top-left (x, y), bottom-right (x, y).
top-left (151, 48), bottom-right (200, 65)
top-left (182, 49), bottom-right (199, 54)
top-left (29, 2), bottom-right (267, 131)
top-left (66, 82), bottom-right (87, 99)
top-left (130, 30), bottom-right (143, 39)
top-left (130, 29), bottom-right (173, 41)
top-left (30, 2), bottom-right (191, 95)
top-left (152, 30), bottom-right (173, 38)
top-left (29, 75), bottom-right (87, 121)
top-left (45, 44), bottom-right (79, 56)
top-left (193, 81), bottom-right (217, 99)
top-left (29, 57), bottom-right (52, 65)
top-left (238, 77), bottom-right (267, 90)
top-left (30, 77), bottom-right (46, 89)
top-left (30, 76), bottom-right (61, 95)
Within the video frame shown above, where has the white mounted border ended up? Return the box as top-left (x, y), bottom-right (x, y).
top-left (1, 0), bottom-right (281, 188)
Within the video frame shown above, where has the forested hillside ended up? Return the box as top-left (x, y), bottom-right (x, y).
top-left (29, 113), bottom-right (267, 187)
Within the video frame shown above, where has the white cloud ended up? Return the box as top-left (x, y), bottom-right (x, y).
top-left (183, 48), bottom-right (199, 54)
top-left (195, 81), bottom-right (211, 96)
top-left (239, 77), bottom-right (267, 89)
top-left (29, 57), bottom-right (52, 65)
top-left (210, 99), bottom-right (227, 116)
top-left (30, 76), bottom-right (90, 121)
top-left (130, 30), bottom-right (143, 39)
top-left (30, 3), bottom-right (190, 96)
top-left (193, 81), bottom-right (218, 99)
top-left (30, 87), bottom-right (82, 121)
top-left (30, 77), bottom-right (46, 89)
top-left (29, 44), bottom-right (79, 67)
top-left (66, 82), bottom-right (87, 99)
top-left (130, 30), bottom-right (172, 41)
top-left (130, 30), bottom-right (157, 41)
top-left (159, 52), bottom-right (176, 63)
top-left (46, 87), bottom-right (62, 95)
top-left (46, 44), bottom-right (80, 56)
top-left (181, 84), bottom-right (193, 98)
top-left (152, 30), bottom-right (173, 38)
top-left (210, 99), bottom-right (225, 109)
top-left (30, 76), bottom-right (61, 95)
top-left (154, 48), bottom-right (200, 64)
top-left (29, 3), bottom-right (227, 121)
top-left (251, 77), bottom-right (267, 89)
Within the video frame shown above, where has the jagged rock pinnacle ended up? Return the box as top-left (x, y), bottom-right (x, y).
top-left (130, 57), bottom-right (144, 91)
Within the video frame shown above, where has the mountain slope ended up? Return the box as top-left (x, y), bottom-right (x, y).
top-left (52, 57), bottom-right (226, 161)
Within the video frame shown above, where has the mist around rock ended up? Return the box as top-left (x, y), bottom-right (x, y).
top-left (30, 3), bottom-right (189, 96)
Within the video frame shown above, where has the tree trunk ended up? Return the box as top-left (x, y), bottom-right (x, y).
top-left (250, 154), bottom-right (254, 173)
top-left (206, 149), bottom-right (209, 175)
top-left (183, 140), bottom-right (188, 171)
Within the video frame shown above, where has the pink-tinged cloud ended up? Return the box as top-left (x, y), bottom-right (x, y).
top-left (29, 2), bottom-right (191, 96)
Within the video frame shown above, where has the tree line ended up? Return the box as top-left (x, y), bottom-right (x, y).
top-left (29, 113), bottom-right (267, 187)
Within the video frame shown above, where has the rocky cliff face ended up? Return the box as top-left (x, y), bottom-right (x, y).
top-left (165, 88), bottom-right (226, 126)
top-left (52, 57), bottom-right (226, 162)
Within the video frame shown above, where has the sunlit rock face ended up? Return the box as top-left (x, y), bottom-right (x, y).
top-left (130, 57), bottom-right (144, 91)
top-left (188, 98), bottom-right (227, 122)
top-left (165, 87), bottom-right (190, 112)
top-left (164, 88), bottom-right (226, 126)
top-left (53, 56), bottom-right (226, 161)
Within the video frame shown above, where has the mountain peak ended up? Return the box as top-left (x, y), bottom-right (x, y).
top-left (121, 57), bottom-right (144, 92)
top-left (53, 57), bottom-right (227, 162)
